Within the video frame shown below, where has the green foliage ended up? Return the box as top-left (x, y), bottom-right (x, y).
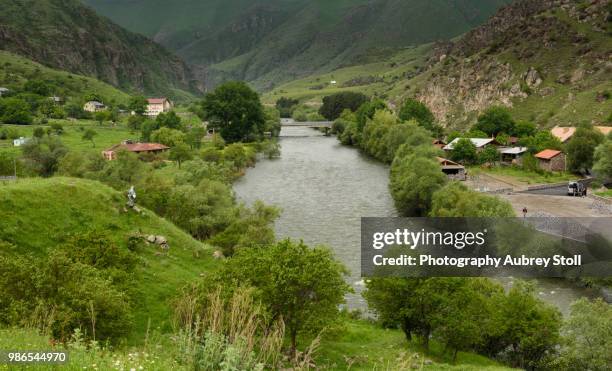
top-left (82, 128), bottom-right (97, 147)
top-left (398, 98), bottom-right (443, 137)
top-left (21, 136), bottom-right (68, 177)
top-left (129, 95), bottom-right (148, 115)
top-left (512, 120), bottom-right (537, 137)
top-left (390, 145), bottom-right (447, 216)
top-left (151, 127), bottom-right (186, 147)
top-left (319, 91), bottom-right (368, 120)
top-left (275, 96), bottom-right (299, 118)
top-left (478, 146), bottom-right (500, 165)
top-left (566, 126), bottom-right (605, 173)
top-left (555, 298), bottom-right (612, 371)
top-left (356, 98), bottom-right (387, 131)
top-left (199, 239), bottom-right (350, 352)
top-left (593, 140), bottom-right (612, 180)
top-left (430, 182), bottom-right (515, 217)
top-left (0, 97), bottom-right (33, 124)
top-left (169, 143), bottom-right (193, 168)
top-left (473, 107), bottom-right (516, 136)
top-left (520, 130), bottom-right (563, 153)
top-left (450, 138), bottom-right (478, 164)
top-left (155, 111), bottom-right (182, 130)
top-left (202, 81), bottom-right (265, 143)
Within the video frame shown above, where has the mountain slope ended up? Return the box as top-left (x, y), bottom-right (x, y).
top-left (0, 0), bottom-right (202, 99)
top-left (0, 177), bottom-right (214, 342)
top-left (267, 0), bottom-right (612, 129)
top-left (85, 0), bottom-right (510, 90)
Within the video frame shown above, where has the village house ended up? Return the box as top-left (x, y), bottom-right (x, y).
top-left (551, 126), bottom-right (612, 142)
top-left (443, 138), bottom-right (495, 152)
top-left (0, 87), bottom-right (9, 96)
top-left (498, 146), bottom-right (528, 165)
top-left (535, 149), bottom-right (566, 172)
top-left (437, 157), bottom-right (466, 181)
top-left (145, 98), bottom-right (173, 116)
top-left (84, 101), bottom-right (106, 112)
top-left (49, 96), bottom-right (62, 104)
top-left (13, 137), bottom-right (29, 147)
top-left (102, 140), bottom-right (169, 160)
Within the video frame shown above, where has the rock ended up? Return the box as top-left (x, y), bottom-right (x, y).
top-left (154, 236), bottom-right (167, 245)
top-left (570, 68), bottom-right (584, 83)
top-left (601, 287), bottom-right (612, 303)
top-left (524, 67), bottom-right (542, 88)
top-left (146, 235), bottom-right (156, 244)
top-left (213, 250), bottom-right (225, 259)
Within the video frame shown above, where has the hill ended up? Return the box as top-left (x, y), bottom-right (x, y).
top-left (267, 0), bottom-right (612, 130)
top-left (0, 177), bottom-right (214, 343)
top-left (85, 0), bottom-right (510, 90)
top-left (0, 0), bottom-right (202, 100)
top-left (0, 51), bottom-right (130, 105)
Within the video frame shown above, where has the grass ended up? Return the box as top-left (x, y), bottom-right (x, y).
top-left (0, 177), bottom-right (215, 344)
top-left (595, 189), bottom-right (612, 198)
top-left (311, 320), bottom-right (514, 370)
top-left (0, 51), bottom-right (130, 105)
top-left (470, 166), bottom-right (577, 185)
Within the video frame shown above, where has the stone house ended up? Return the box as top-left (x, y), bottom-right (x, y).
top-left (145, 98), bottom-right (173, 116)
top-left (84, 101), bottom-right (106, 112)
top-left (535, 149), bottom-right (566, 172)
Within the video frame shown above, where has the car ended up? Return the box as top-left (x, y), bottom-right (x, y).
top-left (567, 181), bottom-right (586, 197)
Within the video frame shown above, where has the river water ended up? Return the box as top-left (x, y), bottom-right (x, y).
top-left (233, 127), bottom-right (597, 314)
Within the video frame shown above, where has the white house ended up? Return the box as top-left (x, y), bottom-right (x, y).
top-left (84, 101), bottom-right (106, 112)
top-left (443, 138), bottom-right (495, 151)
top-left (145, 98), bottom-right (173, 116)
top-left (0, 87), bottom-right (9, 96)
top-left (13, 137), bottom-right (30, 147)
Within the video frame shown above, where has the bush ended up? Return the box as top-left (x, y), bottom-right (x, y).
top-left (319, 92), bottom-right (368, 120)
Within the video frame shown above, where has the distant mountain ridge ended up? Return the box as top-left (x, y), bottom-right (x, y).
top-left (84, 0), bottom-right (511, 90)
top-left (0, 0), bottom-right (202, 100)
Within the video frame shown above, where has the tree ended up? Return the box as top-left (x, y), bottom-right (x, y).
top-left (566, 126), bottom-right (605, 173)
top-left (390, 147), bottom-right (447, 216)
top-left (207, 239), bottom-right (350, 354)
top-left (82, 128), bottom-right (97, 147)
top-left (24, 79), bottom-right (51, 96)
top-left (473, 106), bottom-right (516, 136)
top-left (275, 97), bottom-right (299, 118)
top-left (202, 81), bottom-right (265, 143)
top-left (430, 182), bottom-right (515, 217)
top-left (33, 127), bottom-right (45, 138)
top-left (155, 111), bottom-right (182, 130)
top-left (94, 111), bottom-right (110, 125)
top-left (520, 130), bottom-right (563, 153)
top-left (512, 120), bottom-right (537, 138)
top-left (129, 95), bottom-right (148, 115)
top-left (127, 114), bottom-right (145, 131)
top-left (557, 298), bottom-right (612, 371)
top-left (151, 127), bottom-right (186, 147)
top-left (169, 143), bottom-right (192, 168)
top-left (186, 126), bottom-right (206, 149)
top-left (593, 140), bottom-right (612, 180)
top-left (450, 138), bottom-right (478, 164)
top-left (478, 145), bottom-right (500, 165)
top-left (21, 137), bottom-right (67, 177)
top-left (398, 98), bottom-right (435, 127)
top-left (356, 99), bottom-right (387, 131)
top-left (319, 92), bottom-right (367, 120)
top-left (0, 98), bottom-right (32, 125)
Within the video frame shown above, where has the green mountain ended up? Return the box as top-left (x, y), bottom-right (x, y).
top-left (0, 177), bottom-right (213, 342)
top-left (266, 0), bottom-right (612, 130)
top-left (84, 0), bottom-right (510, 90)
top-left (0, 0), bottom-right (202, 100)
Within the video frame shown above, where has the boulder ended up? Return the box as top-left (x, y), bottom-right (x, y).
top-left (146, 235), bottom-right (156, 244)
top-left (213, 250), bottom-right (225, 259)
top-left (154, 236), bottom-right (167, 245)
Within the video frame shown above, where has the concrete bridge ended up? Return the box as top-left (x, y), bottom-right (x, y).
top-left (280, 118), bottom-right (333, 135)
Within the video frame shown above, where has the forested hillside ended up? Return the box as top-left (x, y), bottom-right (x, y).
top-left (0, 0), bottom-right (202, 99)
top-left (85, 0), bottom-right (510, 90)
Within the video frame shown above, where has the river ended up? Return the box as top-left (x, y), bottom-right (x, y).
top-left (233, 127), bottom-right (598, 314)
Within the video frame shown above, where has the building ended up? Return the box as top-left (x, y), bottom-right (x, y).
top-left (0, 87), bottom-right (9, 96)
top-left (551, 126), bottom-right (612, 142)
top-left (432, 139), bottom-right (447, 149)
top-left (443, 138), bottom-right (495, 152)
top-left (49, 96), bottom-right (62, 104)
top-left (13, 137), bottom-right (29, 147)
top-left (498, 147), bottom-right (528, 165)
top-left (102, 141), bottom-right (169, 160)
top-left (437, 157), bottom-right (466, 181)
top-left (535, 149), bottom-right (566, 172)
top-left (84, 101), bottom-right (106, 112)
top-left (145, 98), bottom-right (173, 116)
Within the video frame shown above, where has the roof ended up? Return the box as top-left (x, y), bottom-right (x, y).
top-left (105, 143), bottom-right (169, 153)
top-left (535, 149), bottom-right (563, 160)
top-left (0, 87), bottom-right (9, 91)
top-left (550, 126), bottom-right (576, 142)
top-left (596, 126), bottom-right (612, 136)
top-left (443, 138), bottom-right (494, 150)
top-left (498, 146), bottom-right (528, 155)
top-left (147, 98), bottom-right (169, 104)
top-left (87, 101), bottom-right (105, 106)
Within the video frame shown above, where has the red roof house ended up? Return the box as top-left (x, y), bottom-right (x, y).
top-left (103, 141), bottom-right (169, 160)
top-left (535, 149), bottom-right (566, 172)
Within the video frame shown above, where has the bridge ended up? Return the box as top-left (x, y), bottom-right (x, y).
top-left (280, 119), bottom-right (333, 135)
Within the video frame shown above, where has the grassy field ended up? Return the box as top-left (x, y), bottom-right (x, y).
top-left (0, 177), bottom-right (215, 343)
top-left (595, 188), bottom-right (612, 198)
top-left (0, 51), bottom-right (130, 105)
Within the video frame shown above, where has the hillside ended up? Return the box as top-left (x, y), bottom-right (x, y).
top-left (0, 51), bottom-right (130, 105)
top-left (267, 0), bottom-right (612, 130)
top-left (85, 0), bottom-right (510, 90)
top-left (0, 177), bottom-right (214, 343)
top-left (0, 0), bottom-right (202, 100)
